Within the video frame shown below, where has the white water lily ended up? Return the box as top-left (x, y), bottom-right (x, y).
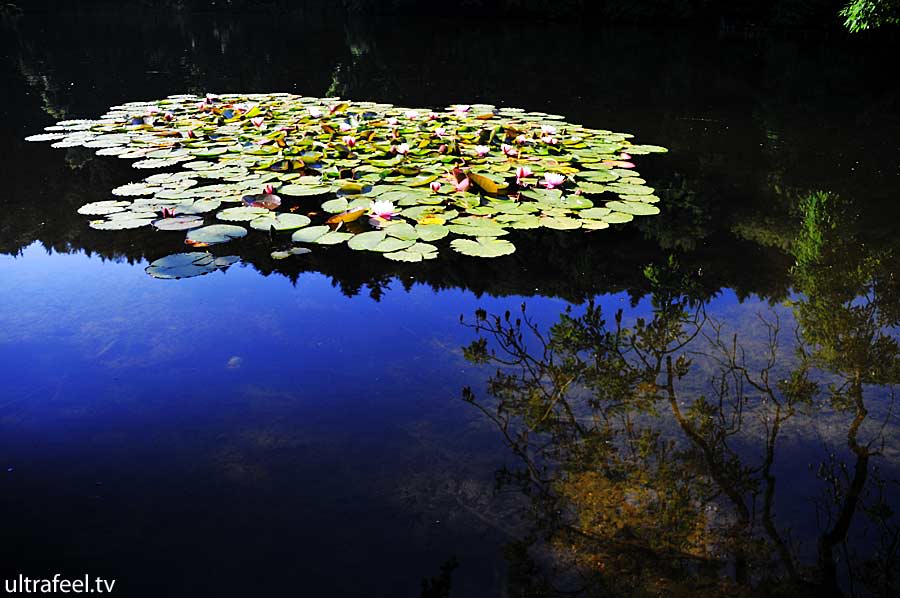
top-left (369, 200), bottom-right (397, 219)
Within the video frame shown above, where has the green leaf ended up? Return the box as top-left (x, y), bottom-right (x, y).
top-left (449, 238), bottom-right (516, 258)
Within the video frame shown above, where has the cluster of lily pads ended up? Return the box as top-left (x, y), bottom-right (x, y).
top-left (27, 92), bottom-right (667, 277)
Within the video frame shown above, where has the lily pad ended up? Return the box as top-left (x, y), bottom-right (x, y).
top-left (152, 216), bottom-right (205, 231)
top-left (384, 243), bottom-right (439, 262)
top-left (291, 225), bottom-right (331, 243)
top-left (78, 201), bottom-right (131, 215)
top-left (450, 238), bottom-right (516, 258)
top-left (249, 213), bottom-right (312, 231)
top-left (186, 224), bottom-right (248, 245)
top-left (217, 206), bottom-right (270, 221)
top-left (145, 252), bottom-right (226, 279)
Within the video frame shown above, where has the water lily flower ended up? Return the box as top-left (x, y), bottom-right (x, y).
top-left (434, 127), bottom-right (447, 137)
top-left (430, 181), bottom-right (442, 193)
top-left (386, 117), bottom-right (399, 126)
top-left (307, 107), bottom-right (322, 118)
top-left (395, 143), bottom-right (410, 155)
top-left (163, 112), bottom-right (175, 121)
top-left (474, 145), bottom-right (490, 157)
top-left (515, 166), bottom-right (533, 184)
top-left (515, 134), bottom-right (528, 145)
top-left (540, 125), bottom-right (557, 135)
top-left (205, 93), bottom-right (219, 103)
top-left (619, 153), bottom-right (632, 160)
top-left (501, 143), bottom-right (516, 157)
top-left (453, 104), bottom-right (471, 113)
top-left (427, 112), bottom-right (440, 121)
top-left (339, 121), bottom-right (352, 132)
top-left (454, 177), bottom-right (471, 193)
top-left (251, 117), bottom-right (265, 128)
top-left (405, 110), bottom-right (419, 120)
top-left (438, 144), bottom-right (448, 154)
top-left (161, 207), bottom-right (175, 218)
top-left (541, 135), bottom-right (558, 146)
top-left (369, 200), bottom-right (397, 220)
top-left (263, 184), bottom-right (275, 194)
top-left (541, 172), bottom-right (566, 189)
top-left (342, 135), bottom-right (356, 148)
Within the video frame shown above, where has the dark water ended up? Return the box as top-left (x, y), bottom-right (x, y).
top-left (1, 5), bottom-right (899, 597)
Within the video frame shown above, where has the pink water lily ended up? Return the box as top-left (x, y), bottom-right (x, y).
top-left (428, 112), bottom-right (440, 121)
top-left (394, 143), bottom-right (410, 155)
top-left (434, 127), bottom-right (447, 137)
top-left (161, 207), bottom-right (175, 218)
top-left (453, 104), bottom-right (471, 113)
top-left (540, 125), bottom-right (557, 135)
top-left (369, 200), bottom-right (398, 220)
top-left (619, 153), bottom-right (632, 160)
top-left (515, 134), bottom-right (528, 145)
top-left (163, 112), bottom-right (175, 121)
top-left (251, 117), bottom-right (265, 128)
top-left (501, 143), bottom-right (516, 157)
top-left (542, 172), bottom-right (566, 189)
top-left (541, 135), bottom-right (558, 146)
top-left (515, 166), bottom-right (533, 184)
top-left (263, 184), bottom-right (275, 194)
top-left (454, 177), bottom-right (471, 193)
top-left (339, 121), bottom-right (352, 132)
top-left (430, 181), bottom-right (442, 193)
top-left (386, 117), bottom-right (399, 126)
top-left (405, 110), bottom-right (419, 120)
top-left (342, 135), bottom-right (356, 148)
top-left (307, 107), bottom-right (322, 118)
top-left (474, 145), bottom-right (490, 157)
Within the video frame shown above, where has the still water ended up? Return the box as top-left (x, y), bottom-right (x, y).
top-left (1, 5), bottom-right (899, 596)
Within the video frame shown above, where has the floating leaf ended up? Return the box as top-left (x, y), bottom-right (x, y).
top-left (291, 225), bottom-right (330, 243)
top-left (186, 224), bottom-right (248, 245)
top-left (145, 252), bottom-right (228, 279)
top-left (450, 238), bottom-right (516, 258)
top-left (384, 243), bottom-right (439, 262)
top-left (605, 200), bottom-right (660, 216)
top-left (89, 217), bottom-right (154, 230)
top-left (348, 230), bottom-right (387, 251)
top-left (415, 224), bottom-right (450, 241)
top-left (217, 206), bottom-right (270, 221)
top-left (152, 216), bottom-right (205, 231)
top-left (249, 213), bottom-right (312, 231)
top-left (78, 200), bottom-right (131, 215)
top-left (280, 184), bottom-right (333, 197)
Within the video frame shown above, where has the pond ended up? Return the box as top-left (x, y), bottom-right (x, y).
top-left (1, 5), bottom-right (899, 597)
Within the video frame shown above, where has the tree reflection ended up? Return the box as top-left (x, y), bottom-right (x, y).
top-left (461, 192), bottom-right (899, 596)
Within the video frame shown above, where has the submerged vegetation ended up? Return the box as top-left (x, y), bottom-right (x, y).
top-left (27, 93), bottom-right (666, 276)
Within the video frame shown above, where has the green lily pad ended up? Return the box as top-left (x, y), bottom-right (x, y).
top-left (186, 224), bottom-right (248, 245)
top-left (371, 237), bottom-right (415, 253)
top-left (279, 184), bottom-right (333, 197)
top-left (249, 213), bottom-right (312, 231)
top-left (384, 243), bottom-right (439, 262)
top-left (89, 216), bottom-right (154, 230)
top-left (78, 200), bottom-right (131, 215)
top-left (145, 252), bottom-right (235, 279)
top-left (291, 225), bottom-right (331, 243)
top-left (415, 224), bottom-right (450, 242)
top-left (152, 216), bottom-right (205, 231)
top-left (217, 206), bottom-right (270, 221)
top-left (347, 230), bottom-right (387, 251)
top-left (449, 238), bottom-right (516, 258)
top-left (606, 200), bottom-right (660, 216)
top-left (602, 212), bottom-right (634, 224)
